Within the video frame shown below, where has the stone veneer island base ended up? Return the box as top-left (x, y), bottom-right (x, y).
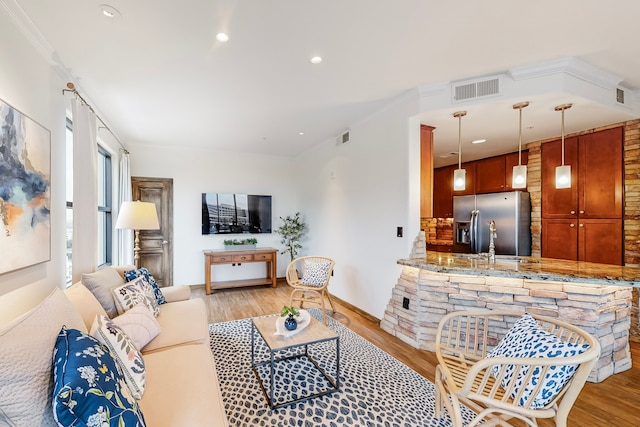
top-left (381, 243), bottom-right (635, 383)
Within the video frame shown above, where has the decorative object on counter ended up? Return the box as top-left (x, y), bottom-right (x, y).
top-left (453, 111), bottom-right (468, 191)
top-left (554, 103), bottom-right (573, 189)
top-left (511, 101), bottom-right (530, 189)
top-left (487, 220), bottom-right (497, 263)
top-left (223, 237), bottom-right (257, 251)
top-left (276, 212), bottom-right (306, 263)
top-left (280, 306), bottom-right (300, 331)
top-left (115, 200), bottom-right (160, 268)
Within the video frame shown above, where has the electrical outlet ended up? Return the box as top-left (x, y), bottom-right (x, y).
top-left (402, 297), bottom-right (410, 310)
top-left (397, 226), bottom-right (403, 237)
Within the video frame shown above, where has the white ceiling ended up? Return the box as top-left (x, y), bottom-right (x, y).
top-left (7, 0), bottom-right (640, 160)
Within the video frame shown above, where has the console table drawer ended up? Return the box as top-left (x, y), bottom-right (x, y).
top-left (233, 254), bottom-right (254, 262)
top-left (211, 255), bottom-right (233, 263)
top-left (254, 253), bottom-right (273, 261)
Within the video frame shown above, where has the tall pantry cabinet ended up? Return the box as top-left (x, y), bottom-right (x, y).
top-left (541, 127), bottom-right (623, 265)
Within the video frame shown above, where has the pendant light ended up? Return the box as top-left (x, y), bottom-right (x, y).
top-left (453, 111), bottom-right (467, 191)
top-left (554, 103), bottom-right (573, 189)
top-left (511, 102), bottom-right (529, 189)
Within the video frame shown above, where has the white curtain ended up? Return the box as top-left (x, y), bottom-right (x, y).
top-left (71, 99), bottom-right (98, 283)
top-left (118, 152), bottom-right (133, 265)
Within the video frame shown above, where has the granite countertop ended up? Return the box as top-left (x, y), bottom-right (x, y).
top-left (398, 251), bottom-right (640, 287)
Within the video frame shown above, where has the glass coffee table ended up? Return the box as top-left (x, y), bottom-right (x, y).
top-left (251, 313), bottom-right (340, 409)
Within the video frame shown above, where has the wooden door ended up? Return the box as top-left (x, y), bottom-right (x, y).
top-left (475, 156), bottom-right (506, 194)
top-left (541, 219), bottom-right (578, 261)
top-left (541, 137), bottom-right (579, 219)
top-left (132, 177), bottom-right (173, 287)
top-left (579, 219), bottom-right (623, 265)
top-left (433, 165), bottom-right (454, 218)
top-left (505, 151), bottom-right (528, 190)
top-left (578, 128), bottom-right (623, 219)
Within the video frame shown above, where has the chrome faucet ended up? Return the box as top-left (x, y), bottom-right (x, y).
top-left (488, 220), bottom-right (497, 263)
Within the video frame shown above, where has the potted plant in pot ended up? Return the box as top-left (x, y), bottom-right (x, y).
top-left (280, 306), bottom-right (300, 331)
top-left (276, 212), bottom-right (306, 263)
top-left (223, 237), bottom-right (258, 251)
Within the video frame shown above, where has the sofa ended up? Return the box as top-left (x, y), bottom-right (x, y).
top-left (0, 265), bottom-right (229, 427)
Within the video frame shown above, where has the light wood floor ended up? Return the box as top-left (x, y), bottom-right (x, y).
top-left (192, 281), bottom-right (640, 427)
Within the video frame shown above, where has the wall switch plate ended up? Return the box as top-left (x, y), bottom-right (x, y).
top-left (402, 297), bottom-right (410, 310)
top-left (397, 226), bottom-right (403, 237)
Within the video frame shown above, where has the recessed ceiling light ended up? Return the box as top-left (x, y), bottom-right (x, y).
top-left (216, 33), bottom-right (229, 43)
top-left (299, 132), bottom-right (305, 135)
top-left (471, 139), bottom-right (486, 144)
top-left (310, 56), bottom-right (322, 64)
top-left (99, 4), bottom-right (120, 19)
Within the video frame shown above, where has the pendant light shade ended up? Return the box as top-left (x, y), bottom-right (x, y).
top-left (453, 111), bottom-right (467, 191)
top-left (554, 104), bottom-right (573, 189)
top-left (511, 102), bottom-right (529, 189)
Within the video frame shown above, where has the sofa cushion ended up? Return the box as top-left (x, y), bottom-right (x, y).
top-left (112, 278), bottom-right (160, 317)
top-left (91, 315), bottom-right (147, 399)
top-left (486, 312), bottom-right (590, 408)
top-left (112, 303), bottom-right (161, 351)
top-left (124, 267), bottom-right (167, 305)
top-left (140, 344), bottom-right (227, 427)
top-left (141, 299), bottom-right (209, 353)
top-left (160, 285), bottom-right (191, 303)
top-left (82, 266), bottom-right (125, 317)
top-left (65, 282), bottom-right (108, 331)
top-left (0, 287), bottom-right (85, 427)
top-left (53, 327), bottom-right (146, 426)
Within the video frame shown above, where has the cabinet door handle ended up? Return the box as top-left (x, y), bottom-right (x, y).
top-left (220, 257), bottom-right (226, 261)
top-left (570, 210), bottom-right (576, 214)
top-left (240, 256), bottom-right (246, 260)
top-left (579, 210), bottom-right (585, 214)
top-left (579, 224), bottom-right (584, 227)
top-left (570, 223), bottom-right (575, 227)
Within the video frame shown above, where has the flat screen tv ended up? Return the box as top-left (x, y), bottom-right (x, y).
top-left (201, 193), bottom-right (272, 235)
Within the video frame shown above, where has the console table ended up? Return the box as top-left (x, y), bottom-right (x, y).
top-left (203, 247), bottom-right (278, 294)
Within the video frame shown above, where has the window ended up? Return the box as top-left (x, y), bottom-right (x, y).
top-left (65, 117), bottom-right (113, 284)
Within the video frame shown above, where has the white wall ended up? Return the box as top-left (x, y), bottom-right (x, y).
top-left (295, 90), bottom-right (421, 318)
top-left (0, 9), bottom-right (68, 299)
top-left (127, 143), bottom-right (298, 285)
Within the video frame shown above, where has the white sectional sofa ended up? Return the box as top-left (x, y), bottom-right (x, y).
top-left (0, 265), bottom-right (229, 427)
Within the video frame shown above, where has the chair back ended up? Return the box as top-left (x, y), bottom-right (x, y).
top-left (286, 256), bottom-right (335, 289)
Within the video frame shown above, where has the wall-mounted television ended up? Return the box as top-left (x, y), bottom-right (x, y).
top-left (201, 193), bottom-right (272, 235)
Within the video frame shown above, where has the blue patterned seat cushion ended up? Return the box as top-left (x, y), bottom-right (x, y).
top-left (53, 327), bottom-right (146, 427)
top-left (300, 260), bottom-right (331, 287)
top-left (124, 267), bottom-right (166, 305)
top-left (486, 313), bottom-right (590, 409)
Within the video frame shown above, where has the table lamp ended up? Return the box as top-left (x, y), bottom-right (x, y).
top-left (115, 200), bottom-right (159, 268)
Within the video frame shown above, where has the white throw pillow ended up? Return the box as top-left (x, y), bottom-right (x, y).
top-left (486, 313), bottom-right (590, 409)
top-left (112, 277), bottom-right (160, 317)
top-left (0, 287), bottom-right (85, 426)
top-left (91, 315), bottom-right (147, 399)
top-left (112, 303), bottom-right (161, 350)
top-left (82, 266), bottom-right (125, 317)
top-left (301, 260), bottom-right (331, 287)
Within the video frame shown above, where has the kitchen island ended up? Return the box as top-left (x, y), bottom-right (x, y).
top-left (381, 250), bottom-right (634, 382)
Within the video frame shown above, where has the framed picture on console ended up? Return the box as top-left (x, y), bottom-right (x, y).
top-left (0, 98), bottom-right (51, 274)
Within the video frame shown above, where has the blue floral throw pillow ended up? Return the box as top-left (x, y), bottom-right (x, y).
top-left (486, 313), bottom-right (590, 409)
top-left (301, 261), bottom-right (331, 287)
top-left (52, 327), bottom-right (146, 427)
top-left (124, 268), bottom-right (166, 305)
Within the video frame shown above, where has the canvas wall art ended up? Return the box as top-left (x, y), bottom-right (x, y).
top-left (0, 99), bottom-right (51, 274)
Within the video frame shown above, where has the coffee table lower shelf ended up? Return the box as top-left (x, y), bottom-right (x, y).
top-left (250, 317), bottom-right (340, 409)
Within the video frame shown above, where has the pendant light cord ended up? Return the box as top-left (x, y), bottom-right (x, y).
top-left (561, 108), bottom-right (565, 166)
top-left (518, 107), bottom-right (523, 166)
top-left (458, 114), bottom-right (462, 169)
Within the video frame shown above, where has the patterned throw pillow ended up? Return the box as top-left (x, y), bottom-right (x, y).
top-left (112, 278), bottom-right (160, 317)
top-left (52, 327), bottom-right (146, 427)
top-left (124, 268), bottom-right (166, 305)
top-left (300, 261), bottom-right (332, 287)
top-left (486, 313), bottom-right (590, 409)
top-left (91, 315), bottom-right (147, 399)
top-left (112, 303), bottom-right (161, 351)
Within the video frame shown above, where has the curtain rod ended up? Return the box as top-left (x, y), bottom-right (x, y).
top-left (62, 82), bottom-right (129, 154)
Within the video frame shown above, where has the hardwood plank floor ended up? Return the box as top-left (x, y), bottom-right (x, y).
top-left (192, 281), bottom-right (640, 427)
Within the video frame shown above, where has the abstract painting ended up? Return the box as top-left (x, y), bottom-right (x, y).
top-left (0, 99), bottom-right (50, 274)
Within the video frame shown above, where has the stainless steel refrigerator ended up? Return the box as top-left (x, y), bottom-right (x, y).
top-left (452, 191), bottom-right (531, 255)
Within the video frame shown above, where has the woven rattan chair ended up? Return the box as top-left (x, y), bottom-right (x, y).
top-left (434, 309), bottom-right (600, 427)
top-left (286, 256), bottom-right (336, 325)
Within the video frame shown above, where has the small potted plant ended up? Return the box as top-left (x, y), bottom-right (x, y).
top-left (280, 306), bottom-right (300, 331)
top-left (223, 237), bottom-right (258, 251)
top-left (276, 212), bottom-right (306, 263)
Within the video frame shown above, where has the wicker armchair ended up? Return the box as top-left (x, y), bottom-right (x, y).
top-left (286, 256), bottom-right (336, 325)
top-left (434, 310), bottom-right (600, 427)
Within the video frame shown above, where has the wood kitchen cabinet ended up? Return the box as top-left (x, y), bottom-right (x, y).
top-left (542, 218), bottom-right (623, 265)
top-left (433, 165), bottom-right (454, 218)
top-left (541, 126), bottom-right (624, 265)
top-left (475, 156), bottom-right (506, 193)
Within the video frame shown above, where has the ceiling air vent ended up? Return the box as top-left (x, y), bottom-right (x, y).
top-left (452, 76), bottom-right (501, 102)
top-left (336, 130), bottom-right (350, 145)
top-left (616, 88), bottom-right (625, 104)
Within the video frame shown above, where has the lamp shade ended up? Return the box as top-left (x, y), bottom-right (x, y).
top-left (453, 168), bottom-right (466, 191)
top-left (115, 201), bottom-right (159, 230)
top-left (512, 165), bottom-right (528, 189)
